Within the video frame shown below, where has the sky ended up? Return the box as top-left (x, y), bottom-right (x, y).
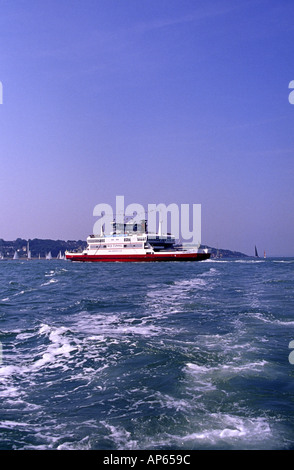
top-left (0, 0), bottom-right (293, 256)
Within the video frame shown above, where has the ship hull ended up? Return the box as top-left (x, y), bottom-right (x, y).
top-left (65, 252), bottom-right (211, 262)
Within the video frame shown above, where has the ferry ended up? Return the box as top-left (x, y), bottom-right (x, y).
top-left (65, 220), bottom-right (211, 262)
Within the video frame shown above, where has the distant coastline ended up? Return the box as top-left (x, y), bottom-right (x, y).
top-left (0, 238), bottom-right (86, 259)
top-left (205, 246), bottom-right (249, 259)
top-left (0, 238), bottom-right (249, 259)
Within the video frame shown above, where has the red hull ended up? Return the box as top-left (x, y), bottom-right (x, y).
top-left (65, 252), bottom-right (210, 262)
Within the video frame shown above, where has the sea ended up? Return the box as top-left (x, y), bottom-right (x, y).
top-left (0, 257), bottom-right (294, 451)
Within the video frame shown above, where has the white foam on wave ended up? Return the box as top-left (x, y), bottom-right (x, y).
top-left (203, 259), bottom-right (230, 263)
top-left (273, 259), bottom-right (294, 264)
top-left (41, 278), bottom-right (58, 287)
top-left (56, 436), bottom-right (92, 450)
top-left (203, 267), bottom-right (218, 275)
top-left (221, 360), bottom-right (268, 373)
top-left (0, 367), bottom-right (41, 413)
top-left (247, 311), bottom-right (294, 327)
top-left (100, 421), bottom-right (138, 450)
top-left (130, 410), bottom-right (275, 450)
top-left (72, 312), bottom-right (163, 339)
top-left (0, 324), bottom-right (79, 378)
top-left (45, 270), bottom-right (55, 277)
top-left (33, 324), bottom-right (79, 369)
top-left (234, 259), bottom-right (265, 263)
top-left (0, 420), bottom-right (31, 429)
top-left (173, 278), bottom-right (207, 289)
top-left (176, 414), bottom-right (272, 447)
top-left (153, 390), bottom-right (194, 412)
top-left (186, 359), bottom-right (268, 379)
top-left (183, 359), bottom-right (269, 402)
top-left (0, 364), bottom-right (23, 377)
top-left (16, 332), bottom-right (38, 341)
top-left (183, 363), bottom-right (217, 393)
top-left (145, 270), bottom-right (216, 319)
top-left (0, 322), bottom-right (83, 420)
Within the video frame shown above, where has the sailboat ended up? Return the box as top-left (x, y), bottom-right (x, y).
top-left (255, 246), bottom-right (259, 257)
top-left (13, 251), bottom-right (19, 260)
top-left (56, 250), bottom-right (65, 260)
top-left (0, 252), bottom-right (4, 260)
top-left (27, 241), bottom-right (31, 260)
top-left (46, 251), bottom-right (52, 260)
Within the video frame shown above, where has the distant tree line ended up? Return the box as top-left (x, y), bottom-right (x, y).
top-left (0, 238), bottom-right (87, 258)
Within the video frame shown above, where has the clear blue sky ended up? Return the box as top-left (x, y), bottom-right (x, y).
top-left (0, 0), bottom-right (293, 256)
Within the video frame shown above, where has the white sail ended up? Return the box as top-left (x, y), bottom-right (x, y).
top-left (46, 251), bottom-right (52, 260)
top-left (27, 241), bottom-right (31, 260)
top-left (57, 250), bottom-right (65, 260)
top-left (13, 251), bottom-right (19, 260)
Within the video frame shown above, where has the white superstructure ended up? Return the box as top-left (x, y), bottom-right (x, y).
top-left (65, 219), bottom-right (210, 262)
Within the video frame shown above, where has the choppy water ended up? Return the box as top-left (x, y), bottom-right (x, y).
top-left (0, 257), bottom-right (294, 450)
